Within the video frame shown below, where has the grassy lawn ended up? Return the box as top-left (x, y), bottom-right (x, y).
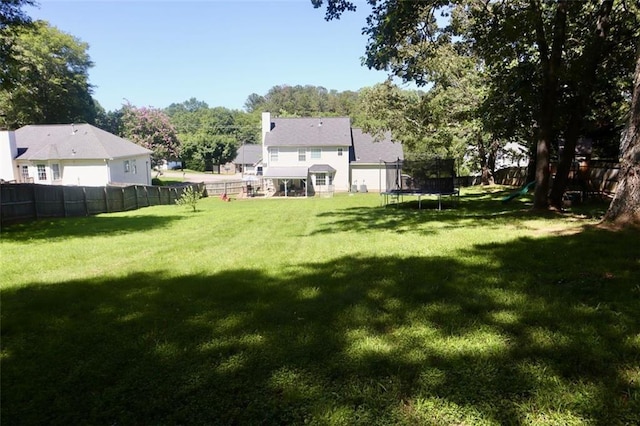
top-left (1, 187), bottom-right (639, 425)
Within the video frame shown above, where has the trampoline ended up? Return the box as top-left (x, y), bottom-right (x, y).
top-left (381, 158), bottom-right (459, 210)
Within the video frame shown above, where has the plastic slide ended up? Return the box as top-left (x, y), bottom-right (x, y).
top-left (502, 181), bottom-right (535, 203)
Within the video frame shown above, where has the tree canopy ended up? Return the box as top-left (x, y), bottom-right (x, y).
top-left (121, 103), bottom-right (181, 167)
top-left (0, 20), bottom-right (96, 129)
top-left (244, 84), bottom-right (364, 123)
top-left (313, 0), bottom-right (639, 209)
top-left (0, 0), bottom-right (36, 29)
top-left (164, 100), bottom-right (257, 172)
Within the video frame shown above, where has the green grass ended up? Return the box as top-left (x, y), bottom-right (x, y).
top-left (2, 187), bottom-right (639, 425)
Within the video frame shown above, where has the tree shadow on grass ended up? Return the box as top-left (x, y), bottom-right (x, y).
top-left (2, 228), bottom-right (638, 425)
top-left (312, 190), bottom-right (561, 236)
top-left (0, 214), bottom-right (186, 242)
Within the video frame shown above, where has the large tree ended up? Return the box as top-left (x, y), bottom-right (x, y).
top-left (358, 43), bottom-right (505, 182)
top-left (165, 101), bottom-right (255, 172)
top-left (121, 103), bottom-right (181, 167)
top-left (0, 0), bottom-right (35, 29)
top-left (313, 0), bottom-right (638, 210)
top-left (0, 20), bottom-right (96, 129)
top-left (1, 0), bottom-right (36, 93)
top-left (603, 49), bottom-right (640, 227)
top-left (180, 132), bottom-right (238, 173)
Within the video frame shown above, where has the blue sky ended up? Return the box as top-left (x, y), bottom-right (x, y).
top-left (27, 0), bottom-right (392, 112)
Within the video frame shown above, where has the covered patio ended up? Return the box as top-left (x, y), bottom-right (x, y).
top-left (263, 167), bottom-right (309, 197)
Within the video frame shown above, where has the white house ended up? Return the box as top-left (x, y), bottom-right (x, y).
top-left (0, 124), bottom-right (152, 186)
top-left (260, 112), bottom-right (403, 195)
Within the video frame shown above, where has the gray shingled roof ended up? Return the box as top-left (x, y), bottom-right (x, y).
top-left (233, 144), bottom-right (262, 165)
top-left (264, 117), bottom-right (352, 147)
top-left (14, 124), bottom-right (152, 161)
top-left (351, 128), bottom-right (404, 163)
top-left (309, 164), bottom-right (336, 173)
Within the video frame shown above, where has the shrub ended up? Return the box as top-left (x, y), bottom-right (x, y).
top-left (175, 185), bottom-right (202, 212)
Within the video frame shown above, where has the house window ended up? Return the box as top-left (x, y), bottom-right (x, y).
top-left (270, 148), bottom-right (278, 162)
top-left (51, 164), bottom-right (61, 180)
top-left (311, 148), bottom-right (321, 159)
top-left (316, 173), bottom-right (326, 186)
top-left (21, 165), bottom-right (29, 181)
top-left (37, 164), bottom-right (47, 181)
top-left (132, 160), bottom-right (137, 174)
top-left (298, 149), bottom-right (306, 162)
top-left (337, 147), bottom-right (343, 156)
top-left (124, 160), bottom-right (130, 173)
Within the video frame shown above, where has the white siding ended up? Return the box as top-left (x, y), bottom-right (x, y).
top-left (60, 160), bottom-right (110, 186)
top-left (351, 164), bottom-right (391, 192)
top-left (108, 155), bottom-right (151, 185)
top-left (0, 131), bottom-right (18, 181)
top-left (268, 146), bottom-right (350, 191)
top-left (13, 156), bottom-right (151, 186)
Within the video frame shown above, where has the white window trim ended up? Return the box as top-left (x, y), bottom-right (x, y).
top-left (337, 147), bottom-right (343, 156)
top-left (37, 164), bottom-right (47, 181)
top-left (311, 148), bottom-right (321, 159)
top-left (270, 148), bottom-right (279, 162)
top-left (51, 163), bottom-right (61, 180)
top-left (298, 148), bottom-right (306, 162)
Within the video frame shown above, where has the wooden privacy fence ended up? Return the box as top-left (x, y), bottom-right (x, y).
top-left (0, 183), bottom-right (206, 224)
top-left (205, 180), bottom-right (255, 196)
top-left (494, 162), bottom-right (620, 194)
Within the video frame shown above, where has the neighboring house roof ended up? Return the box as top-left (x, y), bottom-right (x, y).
top-left (351, 128), bottom-right (404, 164)
top-left (233, 144), bottom-right (262, 165)
top-left (264, 117), bottom-right (352, 147)
top-left (14, 124), bottom-right (151, 161)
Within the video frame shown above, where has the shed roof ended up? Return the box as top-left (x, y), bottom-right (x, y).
top-left (14, 124), bottom-right (151, 161)
top-left (264, 117), bottom-right (352, 147)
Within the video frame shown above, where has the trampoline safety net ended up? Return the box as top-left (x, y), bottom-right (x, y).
top-left (385, 158), bottom-right (456, 194)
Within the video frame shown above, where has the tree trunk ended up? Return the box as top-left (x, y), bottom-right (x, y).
top-left (603, 51), bottom-right (640, 227)
top-left (532, 0), bottom-right (568, 210)
top-left (487, 140), bottom-right (498, 185)
top-left (477, 134), bottom-right (491, 185)
top-left (549, 111), bottom-right (580, 208)
top-left (526, 136), bottom-right (537, 184)
top-left (549, 0), bottom-right (613, 209)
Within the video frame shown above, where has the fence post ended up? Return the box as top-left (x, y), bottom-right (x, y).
top-left (33, 184), bottom-right (38, 220)
top-left (104, 186), bottom-right (109, 213)
top-left (121, 187), bottom-right (125, 212)
top-left (83, 187), bottom-right (89, 216)
top-left (61, 185), bottom-right (67, 217)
